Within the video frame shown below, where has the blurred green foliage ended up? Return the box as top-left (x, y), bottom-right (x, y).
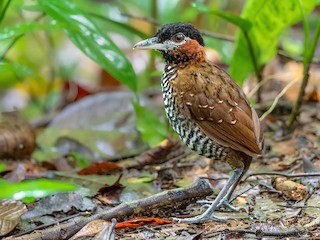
top-left (0, 178), bottom-right (78, 203)
top-left (230, 0), bottom-right (317, 83)
top-left (287, 1), bottom-right (320, 128)
top-left (132, 100), bottom-right (168, 147)
top-left (38, 0), bottom-right (137, 92)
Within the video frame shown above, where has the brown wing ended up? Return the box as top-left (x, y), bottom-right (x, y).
top-left (176, 64), bottom-right (263, 157)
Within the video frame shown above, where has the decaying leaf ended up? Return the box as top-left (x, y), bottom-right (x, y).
top-left (22, 192), bottom-right (96, 220)
top-left (115, 217), bottom-right (172, 228)
top-left (78, 161), bottom-right (122, 175)
top-left (272, 177), bottom-right (307, 201)
top-left (70, 219), bottom-right (109, 240)
top-left (0, 200), bottom-right (27, 236)
top-left (97, 174), bottom-right (125, 204)
top-left (93, 219), bottom-right (116, 240)
top-left (0, 111), bottom-right (35, 159)
top-left (70, 217), bottom-right (172, 239)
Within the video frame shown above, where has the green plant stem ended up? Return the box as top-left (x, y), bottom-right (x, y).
top-left (44, 30), bottom-right (56, 113)
top-left (0, 0), bottom-right (11, 27)
top-left (0, 13), bottom-right (45, 61)
top-left (0, 35), bottom-right (22, 60)
top-left (149, 0), bottom-right (157, 84)
top-left (243, 31), bottom-right (263, 102)
top-left (287, 10), bottom-right (320, 129)
top-left (0, 0), bottom-right (3, 20)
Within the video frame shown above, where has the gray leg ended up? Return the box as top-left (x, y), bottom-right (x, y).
top-left (216, 171), bottom-right (243, 211)
top-left (218, 157), bottom-right (251, 211)
top-left (197, 171), bottom-right (242, 211)
top-left (172, 167), bottom-right (244, 223)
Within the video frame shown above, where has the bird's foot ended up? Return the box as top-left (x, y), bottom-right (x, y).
top-left (197, 199), bottom-right (240, 212)
top-left (172, 199), bottom-right (230, 223)
top-left (172, 212), bottom-right (227, 223)
top-left (218, 200), bottom-right (240, 212)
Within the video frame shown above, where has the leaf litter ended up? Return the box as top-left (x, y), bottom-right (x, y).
top-left (2, 75), bottom-right (320, 239)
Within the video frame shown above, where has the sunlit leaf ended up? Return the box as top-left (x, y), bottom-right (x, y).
top-left (37, 0), bottom-right (137, 91)
top-left (132, 101), bottom-right (167, 147)
top-left (229, 0), bottom-right (317, 83)
top-left (0, 179), bottom-right (77, 203)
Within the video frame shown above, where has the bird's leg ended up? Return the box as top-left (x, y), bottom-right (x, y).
top-left (172, 167), bottom-right (244, 223)
top-left (216, 173), bottom-right (242, 212)
top-left (217, 156), bottom-right (252, 211)
top-left (197, 171), bottom-right (242, 212)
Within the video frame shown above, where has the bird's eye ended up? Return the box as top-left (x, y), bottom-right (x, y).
top-left (173, 33), bottom-right (185, 43)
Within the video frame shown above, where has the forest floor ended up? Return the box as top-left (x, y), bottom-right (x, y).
top-left (2, 59), bottom-right (320, 239)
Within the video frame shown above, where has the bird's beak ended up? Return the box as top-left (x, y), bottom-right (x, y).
top-left (133, 37), bottom-right (166, 50)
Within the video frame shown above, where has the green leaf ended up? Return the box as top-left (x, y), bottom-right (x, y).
top-left (192, 2), bottom-right (252, 31)
top-left (230, 0), bottom-right (317, 83)
top-left (132, 101), bottom-right (167, 147)
top-left (302, 4), bottom-right (320, 68)
top-left (0, 21), bottom-right (58, 40)
top-left (0, 62), bottom-right (33, 87)
top-left (37, 0), bottom-right (137, 91)
top-left (0, 179), bottom-right (78, 203)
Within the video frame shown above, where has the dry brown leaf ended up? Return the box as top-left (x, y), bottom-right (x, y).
top-left (115, 217), bottom-right (173, 228)
top-left (0, 200), bottom-right (27, 236)
top-left (78, 161), bottom-right (122, 175)
top-left (70, 219), bottom-right (109, 240)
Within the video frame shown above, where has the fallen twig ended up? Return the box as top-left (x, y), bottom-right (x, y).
top-left (277, 204), bottom-right (320, 209)
top-left (206, 227), bottom-right (306, 238)
top-left (6, 178), bottom-right (213, 240)
top-left (244, 171), bottom-right (320, 181)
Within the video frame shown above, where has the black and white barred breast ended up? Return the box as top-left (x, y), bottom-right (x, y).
top-left (161, 64), bottom-right (225, 160)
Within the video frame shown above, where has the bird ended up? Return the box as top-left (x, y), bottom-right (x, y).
top-left (133, 22), bottom-right (264, 223)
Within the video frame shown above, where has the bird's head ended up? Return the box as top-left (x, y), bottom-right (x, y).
top-left (134, 22), bottom-right (205, 64)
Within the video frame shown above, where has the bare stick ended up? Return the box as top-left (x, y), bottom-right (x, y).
top-left (244, 171), bottom-right (320, 181)
top-left (206, 227), bottom-right (305, 238)
top-left (277, 204), bottom-right (320, 209)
